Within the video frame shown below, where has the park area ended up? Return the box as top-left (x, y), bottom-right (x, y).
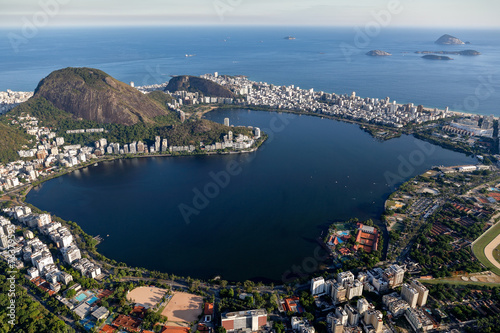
top-left (161, 292), bottom-right (204, 326)
top-left (472, 222), bottom-right (500, 276)
top-left (126, 286), bottom-right (169, 309)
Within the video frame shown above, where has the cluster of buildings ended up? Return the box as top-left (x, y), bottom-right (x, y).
top-left (0, 111), bottom-right (260, 194)
top-left (383, 280), bottom-right (433, 332)
top-left (166, 90), bottom-right (242, 108)
top-left (311, 265), bottom-right (406, 302)
top-left (199, 73), bottom-right (451, 128)
top-left (308, 267), bottom-right (403, 333)
top-left (0, 90), bottom-right (33, 114)
top-left (308, 266), bottom-right (433, 333)
top-left (447, 115), bottom-right (495, 138)
top-left (327, 298), bottom-right (383, 333)
top-left (1, 205), bottom-right (101, 292)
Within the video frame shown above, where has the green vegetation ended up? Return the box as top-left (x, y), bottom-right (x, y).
top-left (35, 67), bottom-right (110, 91)
top-left (0, 120), bottom-right (33, 164)
top-left (166, 76), bottom-right (235, 98)
top-left (472, 222), bottom-right (500, 276)
top-left (218, 287), bottom-right (278, 314)
top-left (425, 283), bottom-right (500, 332)
top-left (142, 310), bottom-right (167, 330)
top-left (0, 261), bottom-right (74, 333)
top-left (11, 96), bottom-right (78, 127)
top-left (410, 231), bottom-right (483, 277)
top-left (8, 98), bottom-right (252, 154)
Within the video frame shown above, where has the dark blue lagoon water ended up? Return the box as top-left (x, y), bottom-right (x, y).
top-left (26, 109), bottom-right (476, 282)
top-left (1, 27), bottom-right (500, 114)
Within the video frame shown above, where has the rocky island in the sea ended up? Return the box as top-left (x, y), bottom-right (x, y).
top-left (366, 50), bottom-right (392, 56)
top-left (435, 34), bottom-right (465, 45)
top-left (422, 54), bottom-right (454, 60)
top-left (416, 50), bottom-right (481, 56)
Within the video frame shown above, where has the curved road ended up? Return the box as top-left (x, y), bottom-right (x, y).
top-left (484, 233), bottom-right (500, 271)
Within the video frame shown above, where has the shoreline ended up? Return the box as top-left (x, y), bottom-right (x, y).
top-left (6, 107), bottom-right (489, 284)
top-left (22, 142), bottom-right (264, 198)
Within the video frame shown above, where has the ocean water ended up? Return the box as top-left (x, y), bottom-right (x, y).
top-left (1, 26), bottom-right (500, 115)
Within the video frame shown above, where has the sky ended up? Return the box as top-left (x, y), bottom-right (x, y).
top-left (0, 0), bottom-right (499, 28)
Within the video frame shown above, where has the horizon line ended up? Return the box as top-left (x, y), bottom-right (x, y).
top-left (1, 23), bottom-right (500, 30)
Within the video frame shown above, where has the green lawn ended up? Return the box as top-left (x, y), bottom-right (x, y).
top-left (472, 222), bottom-right (500, 276)
top-left (420, 279), bottom-right (499, 287)
top-left (494, 244), bottom-right (500, 264)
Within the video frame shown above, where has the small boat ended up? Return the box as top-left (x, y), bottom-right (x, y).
top-left (284, 36), bottom-right (296, 40)
top-left (94, 163), bottom-right (98, 166)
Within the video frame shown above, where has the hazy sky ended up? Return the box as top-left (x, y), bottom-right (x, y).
top-left (1, 0), bottom-right (499, 28)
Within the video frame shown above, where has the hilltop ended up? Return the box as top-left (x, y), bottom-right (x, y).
top-left (165, 75), bottom-right (235, 98)
top-left (2, 68), bottom-right (255, 163)
top-left (435, 34), bottom-right (465, 45)
top-left (27, 67), bottom-right (170, 126)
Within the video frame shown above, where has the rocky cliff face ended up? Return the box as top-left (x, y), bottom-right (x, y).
top-left (165, 76), bottom-right (235, 98)
top-left (33, 67), bottom-right (168, 125)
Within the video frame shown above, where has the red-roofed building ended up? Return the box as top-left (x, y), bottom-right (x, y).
top-left (354, 223), bottom-right (379, 253)
top-left (162, 326), bottom-right (191, 333)
top-left (112, 314), bottom-right (141, 332)
top-left (198, 323), bottom-right (212, 333)
top-left (204, 302), bottom-right (214, 322)
top-left (283, 297), bottom-right (304, 314)
top-left (99, 324), bottom-right (116, 333)
top-left (130, 305), bottom-right (146, 319)
top-left (338, 247), bottom-right (351, 255)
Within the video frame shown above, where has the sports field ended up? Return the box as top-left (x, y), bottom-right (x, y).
top-left (472, 222), bottom-right (500, 276)
top-left (126, 286), bottom-right (168, 309)
top-left (161, 292), bottom-right (203, 326)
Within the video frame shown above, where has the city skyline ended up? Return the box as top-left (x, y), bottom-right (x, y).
top-left (1, 0), bottom-right (499, 28)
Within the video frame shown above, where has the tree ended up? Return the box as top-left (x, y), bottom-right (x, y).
top-left (216, 327), bottom-right (227, 333)
top-left (273, 322), bottom-right (285, 333)
top-left (66, 289), bottom-right (76, 299)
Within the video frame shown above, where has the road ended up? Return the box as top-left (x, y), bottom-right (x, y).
top-left (484, 232), bottom-right (500, 270)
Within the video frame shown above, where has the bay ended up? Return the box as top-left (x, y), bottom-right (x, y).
top-left (1, 27), bottom-right (500, 115)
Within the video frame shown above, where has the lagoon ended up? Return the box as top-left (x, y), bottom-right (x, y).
top-left (26, 109), bottom-right (476, 282)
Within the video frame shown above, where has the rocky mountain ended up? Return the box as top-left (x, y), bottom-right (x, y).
top-left (165, 76), bottom-right (235, 98)
top-left (366, 50), bottom-right (392, 56)
top-left (30, 67), bottom-right (169, 126)
top-left (435, 34), bottom-right (465, 45)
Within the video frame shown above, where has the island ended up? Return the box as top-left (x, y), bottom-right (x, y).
top-left (422, 54), bottom-right (454, 60)
top-left (435, 34), bottom-right (465, 45)
top-left (365, 50), bottom-right (392, 56)
top-left (416, 50), bottom-right (481, 56)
